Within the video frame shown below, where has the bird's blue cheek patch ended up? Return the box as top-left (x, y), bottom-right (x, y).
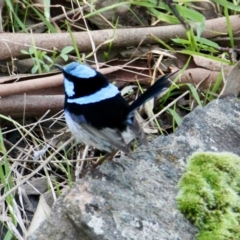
top-left (64, 78), bottom-right (75, 97)
top-left (67, 83), bottom-right (119, 104)
top-left (68, 64), bottom-right (97, 79)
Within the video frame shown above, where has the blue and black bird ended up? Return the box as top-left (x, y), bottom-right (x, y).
top-left (56, 62), bottom-right (174, 155)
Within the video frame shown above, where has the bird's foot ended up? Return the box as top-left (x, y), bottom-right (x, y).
top-left (92, 151), bottom-right (125, 171)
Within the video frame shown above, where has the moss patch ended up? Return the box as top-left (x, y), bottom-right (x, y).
top-left (177, 152), bottom-right (240, 240)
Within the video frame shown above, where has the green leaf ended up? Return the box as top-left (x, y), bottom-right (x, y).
top-left (180, 50), bottom-right (231, 64)
top-left (31, 65), bottom-right (39, 74)
top-left (187, 84), bottom-right (202, 107)
top-left (60, 54), bottom-right (68, 62)
top-left (172, 39), bottom-right (190, 45)
top-left (213, 0), bottom-right (240, 11)
top-left (39, 51), bottom-right (47, 58)
top-left (61, 46), bottom-right (74, 55)
top-left (195, 37), bottom-right (220, 49)
top-left (21, 50), bottom-right (30, 55)
top-left (29, 47), bottom-right (35, 55)
top-left (43, 0), bottom-right (50, 21)
top-left (44, 55), bottom-right (53, 63)
top-left (168, 108), bottom-right (182, 126)
top-left (177, 5), bottom-right (205, 23)
top-left (199, 45), bottom-right (218, 53)
top-left (43, 64), bottom-right (50, 72)
top-left (34, 58), bottom-right (45, 64)
top-left (148, 8), bottom-right (180, 24)
top-left (196, 20), bottom-right (205, 39)
top-left (104, 52), bottom-right (109, 61)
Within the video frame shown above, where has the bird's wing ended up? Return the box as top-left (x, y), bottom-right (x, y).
top-left (80, 123), bottom-right (130, 153)
top-left (68, 111), bottom-right (130, 153)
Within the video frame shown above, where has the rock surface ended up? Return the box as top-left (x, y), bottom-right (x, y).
top-left (28, 97), bottom-right (240, 240)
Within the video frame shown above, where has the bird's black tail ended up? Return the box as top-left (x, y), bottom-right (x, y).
top-left (126, 71), bottom-right (177, 114)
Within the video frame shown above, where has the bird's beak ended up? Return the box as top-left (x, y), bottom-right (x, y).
top-left (54, 64), bottom-right (64, 71)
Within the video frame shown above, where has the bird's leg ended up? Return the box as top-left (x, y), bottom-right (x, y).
top-left (92, 151), bottom-right (117, 167)
top-left (92, 150), bottom-right (125, 170)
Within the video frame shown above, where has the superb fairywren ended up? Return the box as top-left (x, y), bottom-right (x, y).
top-left (56, 62), bottom-right (174, 154)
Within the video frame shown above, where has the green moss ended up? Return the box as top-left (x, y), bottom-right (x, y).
top-left (177, 152), bottom-right (240, 240)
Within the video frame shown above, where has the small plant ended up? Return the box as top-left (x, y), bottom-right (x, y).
top-left (177, 152), bottom-right (240, 240)
top-left (21, 46), bottom-right (74, 74)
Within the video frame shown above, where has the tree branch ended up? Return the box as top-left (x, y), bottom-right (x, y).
top-left (0, 95), bottom-right (64, 117)
top-left (0, 15), bottom-right (239, 60)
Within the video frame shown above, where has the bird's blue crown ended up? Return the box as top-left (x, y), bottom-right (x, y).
top-left (63, 62), bottom-right (97, 79)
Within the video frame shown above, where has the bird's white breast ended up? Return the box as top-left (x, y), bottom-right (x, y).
top-left (64, 110), bottom-right (117, 152)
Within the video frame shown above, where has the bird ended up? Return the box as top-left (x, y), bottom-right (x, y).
top-left (55, 62), bottom-right (175, 161)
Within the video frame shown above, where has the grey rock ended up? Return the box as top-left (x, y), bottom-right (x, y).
top-left (28, 97), bottom-right (240, 240)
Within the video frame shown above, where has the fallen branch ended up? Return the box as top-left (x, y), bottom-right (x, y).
top-left (0, 74), bottom-right (63, 97)
top-left (0, 66), bottom-right (231, 98)
top-left (0, 95), bottom-right (64, 117)
top-left (0, 67), bottom-right (231, 118)
top-left (0, 66), bottom-right (125, 96)
top-left (0, 62), bottom-right (234, 98)
top-left (0, 15), bottom-right (239, 60)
